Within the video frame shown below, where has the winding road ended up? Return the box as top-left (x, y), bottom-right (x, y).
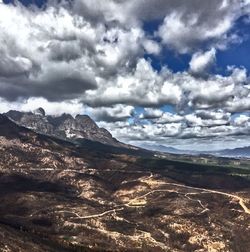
top-left (55, 177), bottom-right (250, 220)
top-left (163, 182), bottom-right (250, 215)
top-left (26, 169), bottom-right (250, 218)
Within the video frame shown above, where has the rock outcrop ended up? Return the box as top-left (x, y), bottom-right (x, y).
top-left (5, 109), bottom-right (123, 147)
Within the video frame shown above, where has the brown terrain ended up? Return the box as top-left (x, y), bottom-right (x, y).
top-left (0, 114), bottom-right (250, 252)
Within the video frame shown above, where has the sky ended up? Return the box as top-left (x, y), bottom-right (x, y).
top-left (1, 0), bottom-right (250, 151)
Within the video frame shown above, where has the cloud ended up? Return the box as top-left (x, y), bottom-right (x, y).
top-left (83, 58), bottom-right (182, 107)
top-left (0, 0), bottom-right (249, 107)
top-left (139, 108), bottom-right (163, 119)
top-left (100, 111), bottom-right (250, 147)
top-left (142, 39), bottom-right (161, 55)
top-left (100, 121), bottom-right (182, 142)
top-left (0, 54), bottom-right (32, 77)
top-left (189, 48), bottom-right (216, 76)
top-left (229, 66), bottom-right (248, 83)
top-left (72, 0), bottom-right (176, 27)
top-left (157, 0), bottom-right (249, 53)
top-left (185, 111), bottom-right (230, 127)
top-left (1, 0), bottom-right (250, 150)
top-left (88, 105), bottom-right (134, 122)
top-left (155, 112), bottom-right (184, 124)
top-left (97, 104), bottom-right (250, 150)
top-left (139, 109), bottom-right (184, 124)
top-left (0, 96), bottom-right (134, 122)
top-left (0, 2), bottom-right (101, 101)
top-left (225, 96), bottom-right (250, 112)
top-left (233, 114), bottom-right (250, 125)
top-left (0, 1), bottom-right (170, 103)
top-left (0, 97), bottom-right (85, 116)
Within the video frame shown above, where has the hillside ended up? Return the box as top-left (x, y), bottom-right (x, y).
top-left (0, 115), bottom-right (250, 251)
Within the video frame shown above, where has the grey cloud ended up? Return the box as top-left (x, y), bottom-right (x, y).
top-left (82, 58), bottom-right (250, 115)
top-left (1, 0), bottom-right (250, 109)
top-left (0, 73), bottom-right (97, 102)
top-left (157, 0), bottom-right (248, 53)
top-left (0, 2), bottom-right (154, 102)
top-left (48, 41), bottom-right (83, 62)
top-left (0, 97), bottom-right (85, 116)
top-left (139, 108), bottom-right (163, 119)
top-left (225, 96), bottom-right (250, 112)
top-left (0, 53), bottom-right (33, 77)
top-left (189, 48), bottom-right (216, 77)
top-left (90, 105), bottom-right (134, 122)
top-left (99, 107), bottom-right (250, 148)
top-left (72, 0), bottom-right (249, 55)
top-left (83, 58), bottom-right (182, 107)
top-left (195, 110), bottom-right (230, 121)
top-left (1, 0), bottom-right (250, 150)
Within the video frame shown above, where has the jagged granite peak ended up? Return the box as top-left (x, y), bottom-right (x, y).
top-left (74, 114), bottom-right (99, 132)
top-left (7, 110), bottom-right (54, 135)
top-left (47, 113), bottom-right (74, 128)
top-left (4, 110), bottom-right (125, 147)
top-left (4, 110), bottom-right (24, 122)
top-left (75, 114), bottom-right (98, 127)
top-left (33, 107), bottom-right (46, 117)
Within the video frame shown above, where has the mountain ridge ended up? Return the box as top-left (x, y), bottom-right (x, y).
top-left (142, 143), bottom-right (250, 158)
top-left (214, 145), bottom-right (250, 158)
top-left (5, 108), bottom-right (126, 148)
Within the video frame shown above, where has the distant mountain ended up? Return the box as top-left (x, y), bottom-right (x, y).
top-left (215, 146), bottom-right (250, 158)
top-left (142, 143), bottom-right (250, 158)
top-left (141, 143), bottom-right (197, 155)
top-left (5, 108), bottom-right (126, 147)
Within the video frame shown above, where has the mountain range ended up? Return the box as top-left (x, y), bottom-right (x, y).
top-left (140, 144), bottom-right (196, 155)
top-left (142, 143), bottom-right (250, 158)
top-left (214, 146), bottom-right (250, 158)
top-left (5, 108), bottom-right (127, 148)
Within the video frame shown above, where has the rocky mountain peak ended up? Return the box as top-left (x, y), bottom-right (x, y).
top-left (4, 110), bottom-right (23, 121)
top-left (75, 114), bottom-right (98, 129)
top-left (59, 113), bottom-right (74, 121)
top-left (33, 107), bottom-right (46, 117)
top-left (48, 113), bottom-right (74, 128)
top-left (4, 110), bottom-right (125, 147)
top-left (75, 114), bottom-right (93, 121)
